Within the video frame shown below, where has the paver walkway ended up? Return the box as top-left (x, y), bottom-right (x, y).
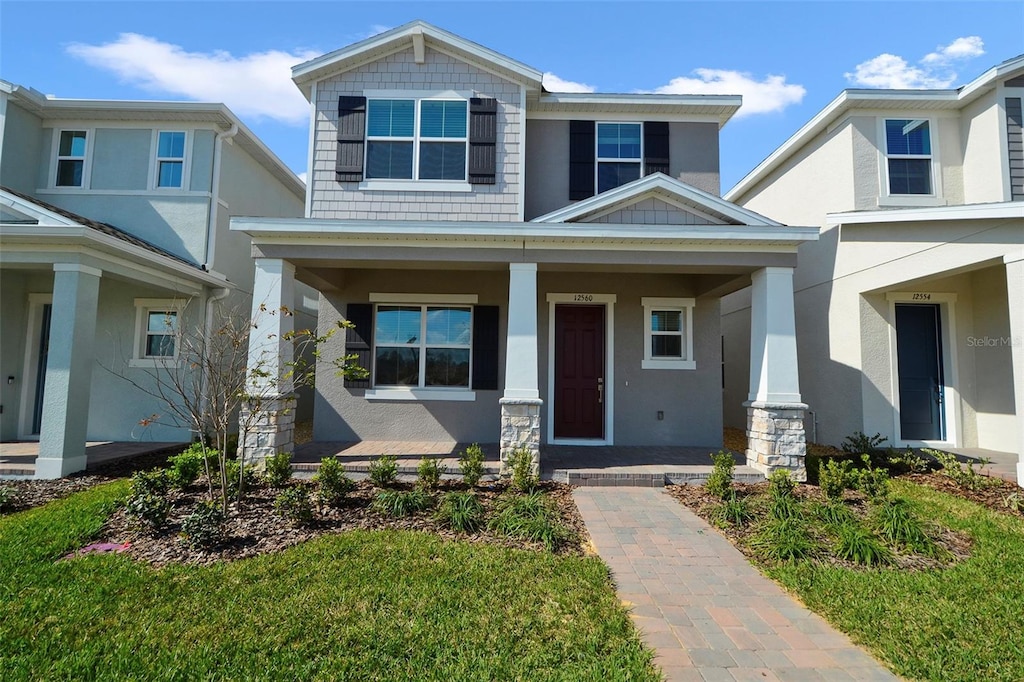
top-left (574, 488), bottom-right (899, 681)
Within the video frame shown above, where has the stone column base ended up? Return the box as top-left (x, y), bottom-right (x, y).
top-left (499, 397), bottom-right (543, 475)
top-left (745, 401), bottom-right (808, 481)
top-left (238, 394), bottom-right (296, 468)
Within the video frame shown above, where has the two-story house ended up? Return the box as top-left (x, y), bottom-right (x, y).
top-left (722, 56), bottom-right (1024, 485)
top-left (0, 81), bottom-right (308, 478)
top-left (232, 21), bottom-right (820, 479)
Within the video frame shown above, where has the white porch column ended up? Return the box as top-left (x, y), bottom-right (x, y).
top-left (239, 258), bottom-right (296, 466)
top-left (745, 266), bottom-right (808, 480)
top-left (500, 262), bottom-right (542, 473)
top-left (1005, 251), bottom-right (1024, 487)
top-left (36, 264), bottom-right (101, 479)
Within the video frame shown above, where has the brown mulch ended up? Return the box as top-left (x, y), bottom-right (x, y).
top-left (98, 479), bottom-right (589, 567)
top-left (904, 472), bottom-right (1024, 518)
top-left (667, 481), bottom-right (974, 571)
top-left (0, 447), bottom-right (184, 515)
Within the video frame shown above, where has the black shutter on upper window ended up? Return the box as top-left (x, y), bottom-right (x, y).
top-left (643, 122), bottom-right (670, 177)
top-left (569, 120), bottom-right (595, 200)
top-left (344, 303), bottom-right (372, 388)
top-left (336, 96), bottom-right (367, 182)
top-left (468, 98), bottom-right (497, 184)
top-left (471, 305), bottom-right (499, 391)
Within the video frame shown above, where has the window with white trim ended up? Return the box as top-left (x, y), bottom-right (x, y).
top-left (132, 299), bottom-right (182, 366)
top-left (55, 130), bottom-right (88, 187)
top-left (373, 305), bottom-right (472, 388)
top-left (365, 98), bottom-right (468, 181)
top-left (155, 131), bottom-right (186, 188)
top-left (597, 122), bottom-right (642, 193)
top-left (641, 297), bottom-right (695, 370)
top-left (884, 119), bottom-right (932, 195)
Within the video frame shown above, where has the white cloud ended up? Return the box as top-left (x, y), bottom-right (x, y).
top-left (297, 171), bottom-right (308, 185)
top-left (650, 69), bottom-right (805, 117)
top-left (67, 34), bottom-right (318, 125)
top-left (847, 36), bottom-right (985, 89)
top-left (542, 72), bottom-right (595, 93)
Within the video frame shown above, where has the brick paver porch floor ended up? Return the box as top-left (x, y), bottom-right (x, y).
top-left (574, 488), bottom-right (899, 681)
top-left (0, 441), bottom-right (185, 477)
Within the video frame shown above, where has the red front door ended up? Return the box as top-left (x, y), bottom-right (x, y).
top-left (554, 305), bottom-right (605, 439)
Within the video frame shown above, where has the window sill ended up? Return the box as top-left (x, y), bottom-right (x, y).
top-left (877, 196), bottom-right (947, 208)
top-left (129, 358), bottom-right (179, 369)
top-left (364, 388), bottom-right (476, 402)
top-left (642, 359), bottom-right (696, 371)
top-left (358, 180), bottom-right (472, 193)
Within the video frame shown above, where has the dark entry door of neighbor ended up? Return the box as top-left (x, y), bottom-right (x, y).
top-left (895, 303), bottom-right (945, 441)
top-left (554, 305), bottom-right (605, 439)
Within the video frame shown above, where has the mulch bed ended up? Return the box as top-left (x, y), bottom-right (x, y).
top-left (97, 479), bottom-right (589, 567)
top-left (904, 472), bottom-right (1024, 518)
top-left (667, 481), bottom-right (974, 571)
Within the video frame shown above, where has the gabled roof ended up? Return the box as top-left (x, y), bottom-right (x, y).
top-left (532, 173), bottom-right (783, 227)
top-left (291, 20), bottom-right (544, 97)
top-left (1, 185), bottom-right (200, 269)
top-left (1, 81), bottom-right (305, 200)
top-left (726, 54), bottom-right (1024, 202)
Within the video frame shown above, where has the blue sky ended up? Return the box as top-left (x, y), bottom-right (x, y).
top-left (2, 1), bottom-right (1022, 192)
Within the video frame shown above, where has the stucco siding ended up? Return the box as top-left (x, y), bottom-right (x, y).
top-left (0, 271), bottom-right (31, 440)
top-left (0, 101), bottom-right (43, 194)
top-left (310, 46), bottom-right (522, 221)
top-left (671, 122), bottom-right (720, 195)
top-left (968, 266), bottom-right (1017, 451)
top-left (90, 128), bottom-right (151, 191)
top-left (961, 94), bottom-right (1006, 203)
top-left (190, 130), bottom-right (215, 193)
top-left (524, 119), bottom-right (568, 220)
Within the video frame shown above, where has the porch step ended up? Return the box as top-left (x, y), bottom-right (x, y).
top-left (550, 466), bottom-right (765, 487)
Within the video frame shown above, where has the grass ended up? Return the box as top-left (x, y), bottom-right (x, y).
top-left (0, 481), bottom-right (657, 681)
top-left (764, 479), bottom-right (1024, 681)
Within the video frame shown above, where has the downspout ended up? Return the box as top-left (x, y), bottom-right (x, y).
top-left (203, 122), bottom-right (238, 270)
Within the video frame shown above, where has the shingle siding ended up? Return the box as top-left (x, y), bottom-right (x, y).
top-left (311, 47), bottom-right (522, 220)
top-left (588, 198), bottom-right (714, 225)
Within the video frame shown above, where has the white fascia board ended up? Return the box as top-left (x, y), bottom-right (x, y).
top-left (0, 225), bottom-right (230, 287)
top-left (230, 217), bottom-right (818, 245)
top-left (0, 190), bottom-right (80, 226)
top-left (533, 173), bottom-right (782, 226)
top-left (538, 92), bottom-right (742, 108)
top-left (291, 20), bottom-right (543, 95)
top-left (827, 201), bottom-right (1024, 225)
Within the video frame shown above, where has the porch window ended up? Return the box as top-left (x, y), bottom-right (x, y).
top-left (373, 304), bottom-right (472, 388)
top-left (641, 297), bottom-right (695, 370)
top-left (131, 298), bottom-right (183, 367)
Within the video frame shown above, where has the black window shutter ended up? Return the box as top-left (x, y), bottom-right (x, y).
top-left (569, 120), bottom-right (595, 200)
top-left (336, 96), bottom-right (367, 182)
top-left (471, 305), bottom-right (499, 390)
top-left (344, 303), bottom-right (373, 388)
top-left (644, 121), bottom-right (670, 177)
top-left (468, 98), bottom-right (497, 185)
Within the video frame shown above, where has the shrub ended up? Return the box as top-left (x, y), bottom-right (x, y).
top-left (274, 486), bottom-right (314, 525)
top-left (263, 452), bottom-right (293, 488)
top-left (818, 458), bottom-right (855, 501)
top-left (872, 498), bottom-right (935, 555)
top-left (167, 444), bottom-right (213, 488)
top-left (373, 489), bottom-right (432, 517)
top-left (1004, 491), bottom-right (1023, 514)
top-left (705, 450), bottom-right (735, 500)
top-left (750, 518), bottom-right (815, 562)
top-left (224, 459), bottom-right (259, 500)
top-left (926, 448), bottom-right (995, 491)
top-left (0, 484), bottom-right (16, 511)
top-left (854, 454), bottom-right (890, 501)
top-left (842, 431), bottom-right (888, 455)
top-left (833, 524), bottom-right (892, 566)
top-left (489, 492), bottom-right (571, 551)
top-left (124, 492), bottom-right (170, 531)
top-left (368, 455), bottom-right (398, 488)
top-left (416, 457), bottom-right (445, 490)
top-left (436, 491), bottom-right (485, 533)
top-left (767, 469), bottom-right (796, 500)
top-left (314, 458), bottom-right (355, 506)
top-left (507, 447), bottom-right (538, 493)
top-left (711, 491), bottom-right (753, 527)
top-left (886, 447), bottom-right (930, 475)
top-left (814, 501), bottom-right (855, 527)
top-left (459, 443), bottom-right (486, 488)
top-left (130, 468), bottom-right (170, 497)
top-left (180, 501), bottom-right (225, 547)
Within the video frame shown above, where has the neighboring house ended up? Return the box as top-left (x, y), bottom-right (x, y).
top-left (722, 56), bottom-right (1024, 485)
top-left (232, 21), bottom-right (819, 478)
top-left (0, 81), bottom-right (308, 478)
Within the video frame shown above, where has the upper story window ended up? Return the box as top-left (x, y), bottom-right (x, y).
top-left (155, 131), bottom-right (186, 188)
top-left (597, 123), bottom-right (642, 193)
top-left (365, 98), bottom-right (468, 181)
top-left (885, 119), bottom-right (932, 195)
top-left (56, 130), bottom-right (88, 187)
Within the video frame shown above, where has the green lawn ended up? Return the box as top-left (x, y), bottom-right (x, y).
top-left (0, 481), bottom-right (658, 681)
top-left (765, 479), bottom-right (1024, 681)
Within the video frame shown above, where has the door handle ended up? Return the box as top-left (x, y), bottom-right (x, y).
top-left (597, 377), bottom-right (604, 404)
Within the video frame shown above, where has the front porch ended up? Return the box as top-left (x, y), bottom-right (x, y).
top-left (292, 440), bottom-right (763, 486)
top-left (0, 441), bottom-right (186, 479)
